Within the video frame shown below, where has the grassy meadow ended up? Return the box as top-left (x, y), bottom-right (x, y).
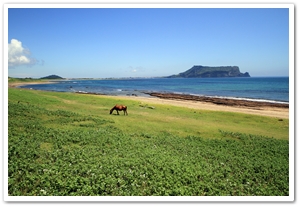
top-left (8, 87), bottom-right (289, 196)
top-left (8, 77), bottom-right (48, 84)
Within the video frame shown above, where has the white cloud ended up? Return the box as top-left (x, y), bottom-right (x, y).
top-left (8, 39), bottom-right (37, 68)
top-left (128, 66), bottom-right (144, 73)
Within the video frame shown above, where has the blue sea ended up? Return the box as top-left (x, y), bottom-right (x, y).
top-left (19, 77), bottom-right (289, 104)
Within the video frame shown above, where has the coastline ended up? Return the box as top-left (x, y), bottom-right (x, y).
top-left (144, 92), bottom-right (289, 108)
top-left (10, 82), bottom-right (289, 119)
top-left (8, 81), bottom-right (54, 88)
top-left (76, 92), bottom-right (289, 119)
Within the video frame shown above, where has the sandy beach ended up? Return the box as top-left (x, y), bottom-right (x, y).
top-left (9, 82), bottom-right (289, 119)
top-left (8, 81), bottom-right (54, 88)
top-left (107, 94), bottom-right (289, 119)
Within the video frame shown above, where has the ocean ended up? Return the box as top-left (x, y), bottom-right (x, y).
top-left (19, 77), bottom-right (289, 104)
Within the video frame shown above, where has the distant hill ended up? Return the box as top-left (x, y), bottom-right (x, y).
top-left (168, 65), bottom-right (250, 78)
top-left (40, 75), bottom-right (63, 79)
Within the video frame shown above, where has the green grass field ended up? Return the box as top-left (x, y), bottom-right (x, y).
top-left (8, 77), bottom-right (48, 84)
top-left (8, 87), bottom-right (289, 196)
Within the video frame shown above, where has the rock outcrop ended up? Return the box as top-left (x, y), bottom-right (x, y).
top-left (40, 75), bottom-right (63, 79)
top-left (168, 65), bottom-right (250, 78)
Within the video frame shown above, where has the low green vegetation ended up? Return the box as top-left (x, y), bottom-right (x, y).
top-left (8, 87), bottom-right (289, 196)
top-left (9, 76), bottom-right (63, 83)
top-left (8, 77), bottom-right (46, 84)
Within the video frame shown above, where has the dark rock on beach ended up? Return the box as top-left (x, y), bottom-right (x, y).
top-left (145, 92), bottom-right (288, 108)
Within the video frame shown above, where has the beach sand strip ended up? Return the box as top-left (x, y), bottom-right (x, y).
top-left (9, 83), bottom-right (289, 119)
top-left (103, 93), bottom-right (289, 119)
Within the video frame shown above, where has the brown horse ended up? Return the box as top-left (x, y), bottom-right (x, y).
top-left (110, 104), bottom-right (128, 115)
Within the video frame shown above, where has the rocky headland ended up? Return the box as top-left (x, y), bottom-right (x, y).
top-left (168, 65), bottom-right (250, 78)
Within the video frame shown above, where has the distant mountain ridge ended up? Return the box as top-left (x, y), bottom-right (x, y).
top-left (168, 65), bottom-right (250, 78)
top-left (40, 75), bottom-right (63, 79)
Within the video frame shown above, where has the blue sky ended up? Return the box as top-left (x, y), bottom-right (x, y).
top-left (7, 6), bottom-right (290, 78)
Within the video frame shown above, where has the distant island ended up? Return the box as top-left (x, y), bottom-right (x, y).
top-left (167, 65), bottom-right (250, 78)
top-left (40, 75), bottom-right (64, 79)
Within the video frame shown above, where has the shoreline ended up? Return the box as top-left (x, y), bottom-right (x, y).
top-left (76, 91), bottom-right (289, 119)
top-left (8, 81), bottom-right (54, 88)
top-left (144, 92), bottom-right (289, 108)
top-left (9, 82), bottom-right (289, 119)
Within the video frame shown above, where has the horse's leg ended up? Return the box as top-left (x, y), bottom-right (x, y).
top-left (117, 110), bottom-right (119, 115)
